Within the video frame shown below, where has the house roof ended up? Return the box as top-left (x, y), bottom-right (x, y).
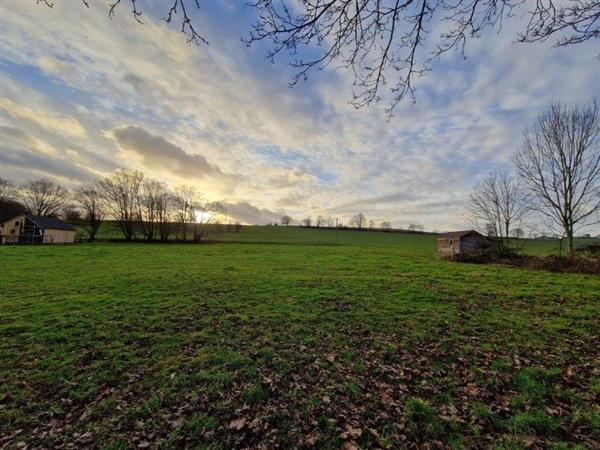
top-left (438, 230), bottom-right (483, 239)
top-left (19, 215), bottom-right (75, 231)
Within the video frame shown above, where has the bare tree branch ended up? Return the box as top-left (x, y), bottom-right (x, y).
top-left (246, 0), bottom-right (598, 116)
top-left (36, 0), bottom-right (598, 116)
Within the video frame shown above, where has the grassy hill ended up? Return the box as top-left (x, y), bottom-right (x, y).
top-left (80, 222), bottom-right (595, 256)
top-left (1, 228), bottom-right (598, 448)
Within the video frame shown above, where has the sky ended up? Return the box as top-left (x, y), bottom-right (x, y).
top-left (0, 1), bottom-right (598, 230)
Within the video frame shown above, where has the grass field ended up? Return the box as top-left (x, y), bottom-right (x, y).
top-left (82, 221), bottom-right (595, 256)
top-left (1, 227), bottom-right (599, 449)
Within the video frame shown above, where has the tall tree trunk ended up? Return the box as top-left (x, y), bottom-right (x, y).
top-left (566, 229), bottom-right (574, 258)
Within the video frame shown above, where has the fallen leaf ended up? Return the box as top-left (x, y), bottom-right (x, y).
top-left (229, 417), bottom-right (247, 430)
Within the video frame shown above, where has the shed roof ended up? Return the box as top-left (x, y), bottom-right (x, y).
top-left (438, 230), bottom-right (483, 239)
top-left (28, 215), bottom-right (75, 231)
top-left (1, 214), bottom-right (77, 231)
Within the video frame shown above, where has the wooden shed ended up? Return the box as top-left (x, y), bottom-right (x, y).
top-left (437, 230), bottom-right (487, 258)
top-left (0, 214), bottom-right (76, 244)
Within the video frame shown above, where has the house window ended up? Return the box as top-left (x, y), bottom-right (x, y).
top-left (449, 239), bottom-right (453, 245)
top-left (15, 221), bottom-right (19, 226)
top-left (10, 228), bottom-right (15, 234)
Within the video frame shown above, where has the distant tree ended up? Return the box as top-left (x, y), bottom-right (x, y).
top-left (99, 169), bottom-right (144, 241)
top-left (380, 221), bottom-right (392, 230)
top-left (514, 99), bottom-right (600, 257)
top-left (409, 224), bottom-right (424, 232)
top-left (511, 227), bottom-right (525, 239)
top-left (468, 170), bottom-right (528, 253)
top-left (173, 185), bottom-right (200, 241)
top-left (20, 178), bottom-right (69, 217)
top-left (350, 212), bottom-right (367, 229)
top-left (0, 178), bottom-right (16, 202)
top-left (156, 189), bottom-right (173, 241)
top-left (316, 215), bottom-right (326, 227)
top-left (138, 178), bottom-right (169, 241)
top-left (234, 221), bottom-right (242, 232)
top-left (281, 215), bottom-right (292, 226)
top-left (192, 201), bottom-right (224, 241)
top-left (302, 216), bottom-right (312, 227)
top-left (368, 220), bottom-right (375, 229)
top-left (62, 205), bottom-right (82, 222)
top-left (74, 182), bottom-right (105, 242)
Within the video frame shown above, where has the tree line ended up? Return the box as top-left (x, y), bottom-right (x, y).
top-left (280, 213), bottom-right (422, 233)
top-left (0, 169), bottom-right (236, 242)
top-left (468, 98), bottom-right (600, 257)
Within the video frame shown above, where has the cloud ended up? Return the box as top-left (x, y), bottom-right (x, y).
top-left (0, 125), bottom-right (57, 156)
top-left (37, 55), bottom-right (70, 76)
top-left (0, 97), bottom-right (86, 138)
top-left (108, 125), bottom-right (225, 180)
top-left (0, 146), bottom-right (98, 184)
top-left (0, 2), bottom-right (598, 232)
top-left (220, 201), bottom-right (283, 225)
top-left (267, 167), bottom-right (317, 188)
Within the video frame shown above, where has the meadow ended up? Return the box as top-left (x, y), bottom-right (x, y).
top-left (0, 227), bottom-right (598, 449)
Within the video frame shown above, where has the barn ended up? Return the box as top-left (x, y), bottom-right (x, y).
top-left (437, 230), bottom-right (487, 258)
top-left (0, 214), bottom-right (76, 244)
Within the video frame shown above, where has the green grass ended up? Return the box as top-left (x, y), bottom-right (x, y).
top-left (0, 227), bottom-right (598, 448)
top-left (80, 221), bottom-right (598, 255)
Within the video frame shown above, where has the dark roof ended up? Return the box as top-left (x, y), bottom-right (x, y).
top-left (438, 230), bottom-right (484, 239)
top-left (28, 215), bottom-right (75, 231)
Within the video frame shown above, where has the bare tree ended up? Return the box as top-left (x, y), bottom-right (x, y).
top-left (485, 222), bottom-right (496, 237)
top-left (38, 1), bottom-right (598, 116)
top-left (156, 189), bottom-right (174, 241)
top-left (0, 177), bottom-right (25, 223)
top-left (138, 178), bottom-right (169, 241)
top-left (302, 216), bottom-right (312, 227)
top-left (0, 178), bottom-right (16, 202)
top-left (380, 221), bottom-right (392, 230)
top-left (99, 169), bottom-right (144, 241)
top-left (173, 185), bottom-right (201, 241)
top-left (192, 201), bottom-right (224, 241)
top-left (62, 205), bottom-right (82, 221)
top-left (316, 215), bottom-right (326, 227)
top-left (468, 170), bottom-right (529, 253)
top-left (20, 178), bottom-right (69, 217)
top-left (281, 215), bottom-right (292, 226)
top-left (74, 183), bottom-right (105, 242)
top-left (514, 99), bottom-right (600, 257)
top-left (511, 227), bottom-right (525, 239)
top-left (350, 212), bottom-right (367, 229)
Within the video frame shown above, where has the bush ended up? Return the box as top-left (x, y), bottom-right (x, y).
top-left (450, 253), bottom-right (600, 275)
